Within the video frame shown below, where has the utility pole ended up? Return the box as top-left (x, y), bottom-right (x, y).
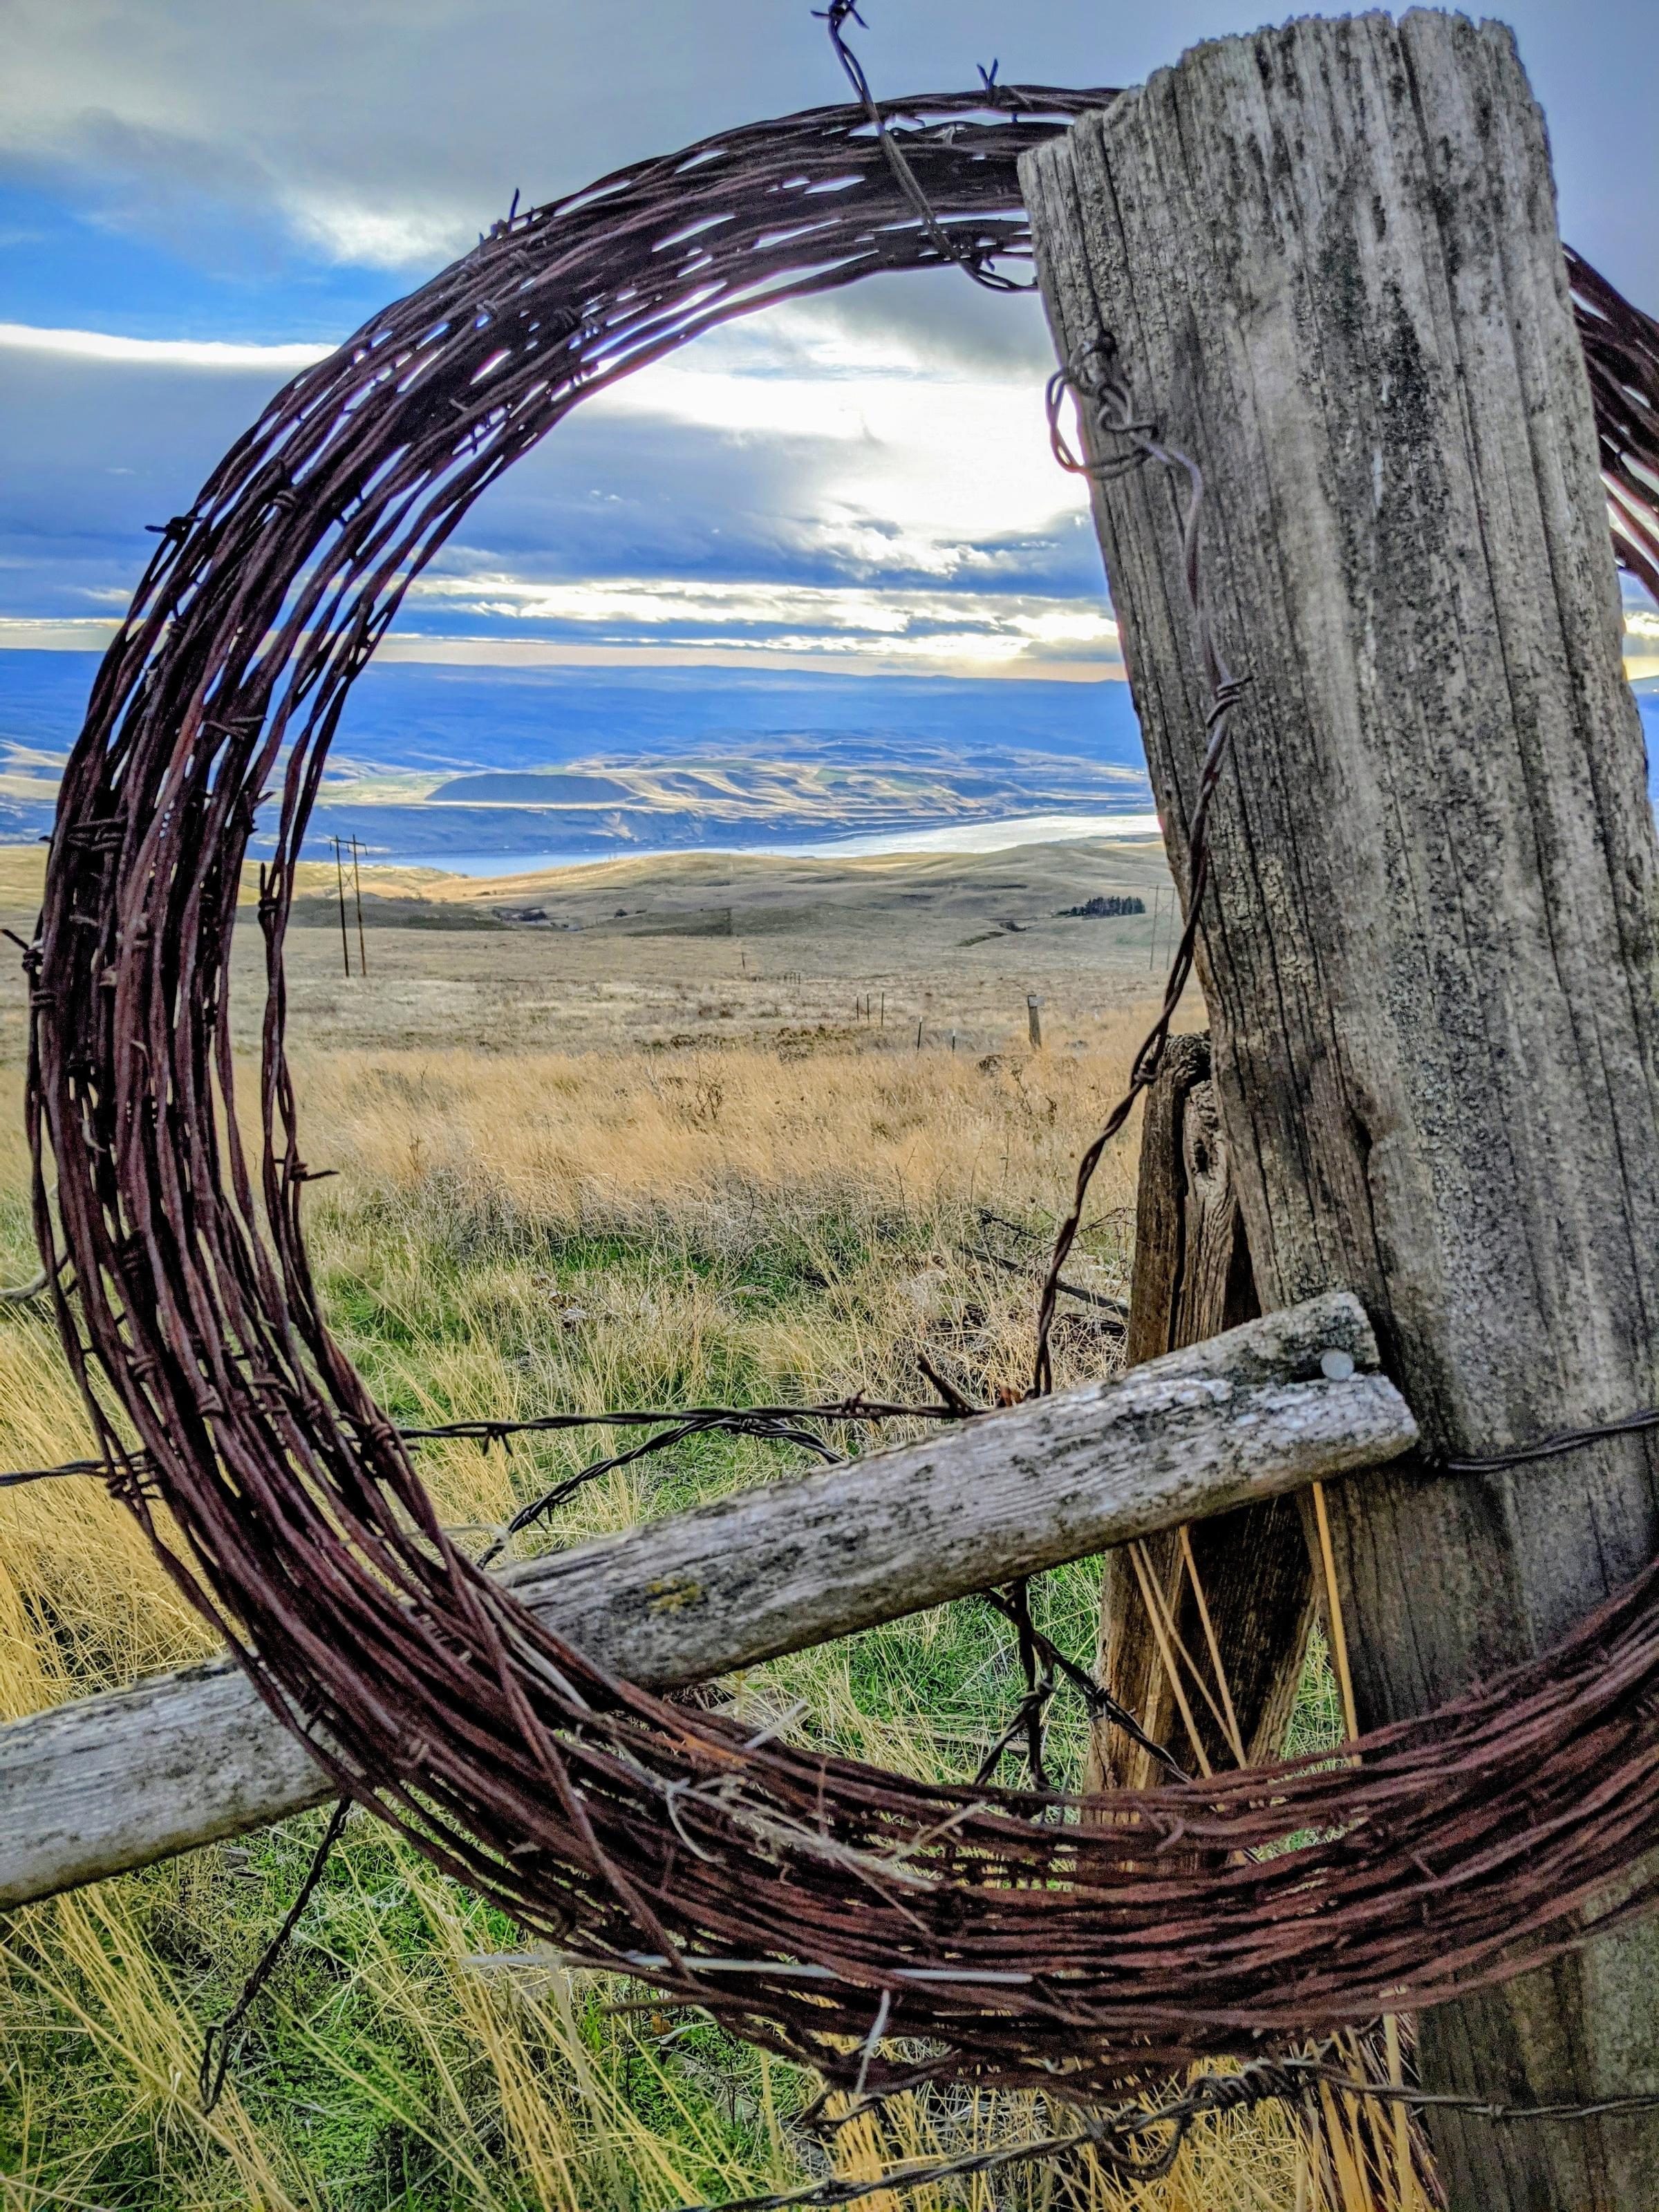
top-left (332, 837), bottom-right (352, 978)
top-left (348, 835), bottom-right (368, 978)
top-left (1027, 19), bottom-right (1659, 2204)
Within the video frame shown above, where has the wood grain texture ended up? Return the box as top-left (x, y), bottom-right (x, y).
top-left (1024, 16), bottom-right (1659, 2206)
top-left (1091, 1032), bottom-right (1313, 1791)
top-left (0, 1293), bottom-right (1410, 1911)
top-left (1123, 1034), bottom-right (1257, 1374)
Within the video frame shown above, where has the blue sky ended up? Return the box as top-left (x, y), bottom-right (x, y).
top-left (1, 1), bottom-right (1654, 718)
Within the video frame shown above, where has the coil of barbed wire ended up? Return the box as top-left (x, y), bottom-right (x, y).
top-left (21, 51), bottom-right (1659, 2120)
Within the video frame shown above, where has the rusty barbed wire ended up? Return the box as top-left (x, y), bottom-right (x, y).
top-left (198, 1797), bottom-right (352, 2114)
top-left (0, 1394), bottom-right (968, 1494)
top-left (819, 1), bottom-right (1037, 293)
top-left (676, 2044), bottom-right (1659, 2212)
top-left (394, 1392), bottom-right (968, 1445)
top-left (0, 1451), bottom-right (152, 1491)
top-left (1030, 335), bottom-right (1244, 1398)
top-left (20, 48), bottom-right (1659, 2139)
top-left (19, 1352), bottom-right (1659, 1497)
top-left (472, 1412), bottom-right (845, 1568)
top-left (1568, 244), bottom-right (1659, 599)
top-left (678, 2052), bottom-right (1325, 2211)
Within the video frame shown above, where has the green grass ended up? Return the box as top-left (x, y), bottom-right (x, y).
top-left (0, 1042), bottom-right (1336, 2211)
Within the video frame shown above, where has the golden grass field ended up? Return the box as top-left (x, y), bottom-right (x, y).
top-left (0, 837), bottom-right (1177, 1065)
top-left (0, 845), bottom-right (1416, 2211)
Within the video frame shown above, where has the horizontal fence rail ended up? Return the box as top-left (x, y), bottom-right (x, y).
top-left (0, 1293), bottom-right (1412, 1909)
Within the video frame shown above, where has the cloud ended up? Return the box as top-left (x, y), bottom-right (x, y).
top-left (280, 195), bottom-right (480, 272)
top-left (0, 321), bottom-right (330, 370)
top-left (0, 294), bottom-right (1104, 644)
top-left (0, 328), bottom-right (323, 616)
top-left (0, 619), bottom-right (120, 648)
top-left (6, 604), bottom-right (1656, 691)
top-left (402, 569), bottom-right (1121, 673)
top-left (410, 570), bottom-right (1116, 639)
top-left (1, 265), bottom-right (1651, 691)
top-left (575, 298), bottom-right (1082, 581)
top-left (373, 635), bottom-right (1118, 682)
top-left (0, 0), bottom-right (1649, 309)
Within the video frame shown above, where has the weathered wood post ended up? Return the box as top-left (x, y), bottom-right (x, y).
top-left (1024, 15), bottom-right (1659, 2209)
top-left (1088, 1031), bottom-right (1314, 1790)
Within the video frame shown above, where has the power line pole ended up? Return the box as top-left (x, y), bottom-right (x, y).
top-left (348, 836), bottom-right (368, 978)
top-left (332, 838), bottom-right (352, 978)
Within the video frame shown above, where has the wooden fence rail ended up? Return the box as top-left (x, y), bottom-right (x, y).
top-left (0, 1292), bottom-right (1412, 1909)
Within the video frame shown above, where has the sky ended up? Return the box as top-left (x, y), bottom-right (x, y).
top-left (0, 0), bottom-right (1654, 719)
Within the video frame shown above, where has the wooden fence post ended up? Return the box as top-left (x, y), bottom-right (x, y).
top-left (1024, 17), bottom-right (1659, 2209)
top-left (1087, 1031), bottom-right (1313, 1790)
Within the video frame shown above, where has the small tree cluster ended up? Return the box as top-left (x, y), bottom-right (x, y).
top-left (1057, 894), bottom-right (1146, 919)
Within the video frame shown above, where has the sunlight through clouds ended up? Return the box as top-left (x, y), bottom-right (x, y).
top-left (393, 294), bottom-right (1115, 673)
top-left (588, 299), bottom-right (1085, 582)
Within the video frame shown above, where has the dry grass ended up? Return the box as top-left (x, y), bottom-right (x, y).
top-left (0, 1023), bottom-right (1410, 2210)
top-left (0, 837), bottom-right (1177, 1071)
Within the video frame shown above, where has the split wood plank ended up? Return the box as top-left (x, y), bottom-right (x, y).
top-left (1089, 1031), bottom-right (1313, 1790)
top-left (0, 1291), bottom-right (1411, 1910)
top-left (1023, 17), bottom-right (1659, 2207)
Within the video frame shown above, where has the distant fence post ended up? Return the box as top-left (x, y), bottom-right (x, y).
top-left (1026, 994), bottom-right (1042, 1050)
top-left (1026, 17), bottom-right (1659, 2206)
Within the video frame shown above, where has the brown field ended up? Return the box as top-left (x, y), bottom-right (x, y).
top-left (0, 836), bottom-right (1175, 1062)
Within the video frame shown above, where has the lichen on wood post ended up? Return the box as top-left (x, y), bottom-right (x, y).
top-left (1024, 16), bottom-right (1659, 2208)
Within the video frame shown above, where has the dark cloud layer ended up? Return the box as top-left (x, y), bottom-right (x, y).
top-left (0, 344), bottom-right (310, 613)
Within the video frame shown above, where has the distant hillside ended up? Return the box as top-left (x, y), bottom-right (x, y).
top-left (0, 650), bottom-right (1156, 860)
top-left (5, 650), bottom-right (1653, 865)
top-left (400, 746), bottom-right (1150, 856)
